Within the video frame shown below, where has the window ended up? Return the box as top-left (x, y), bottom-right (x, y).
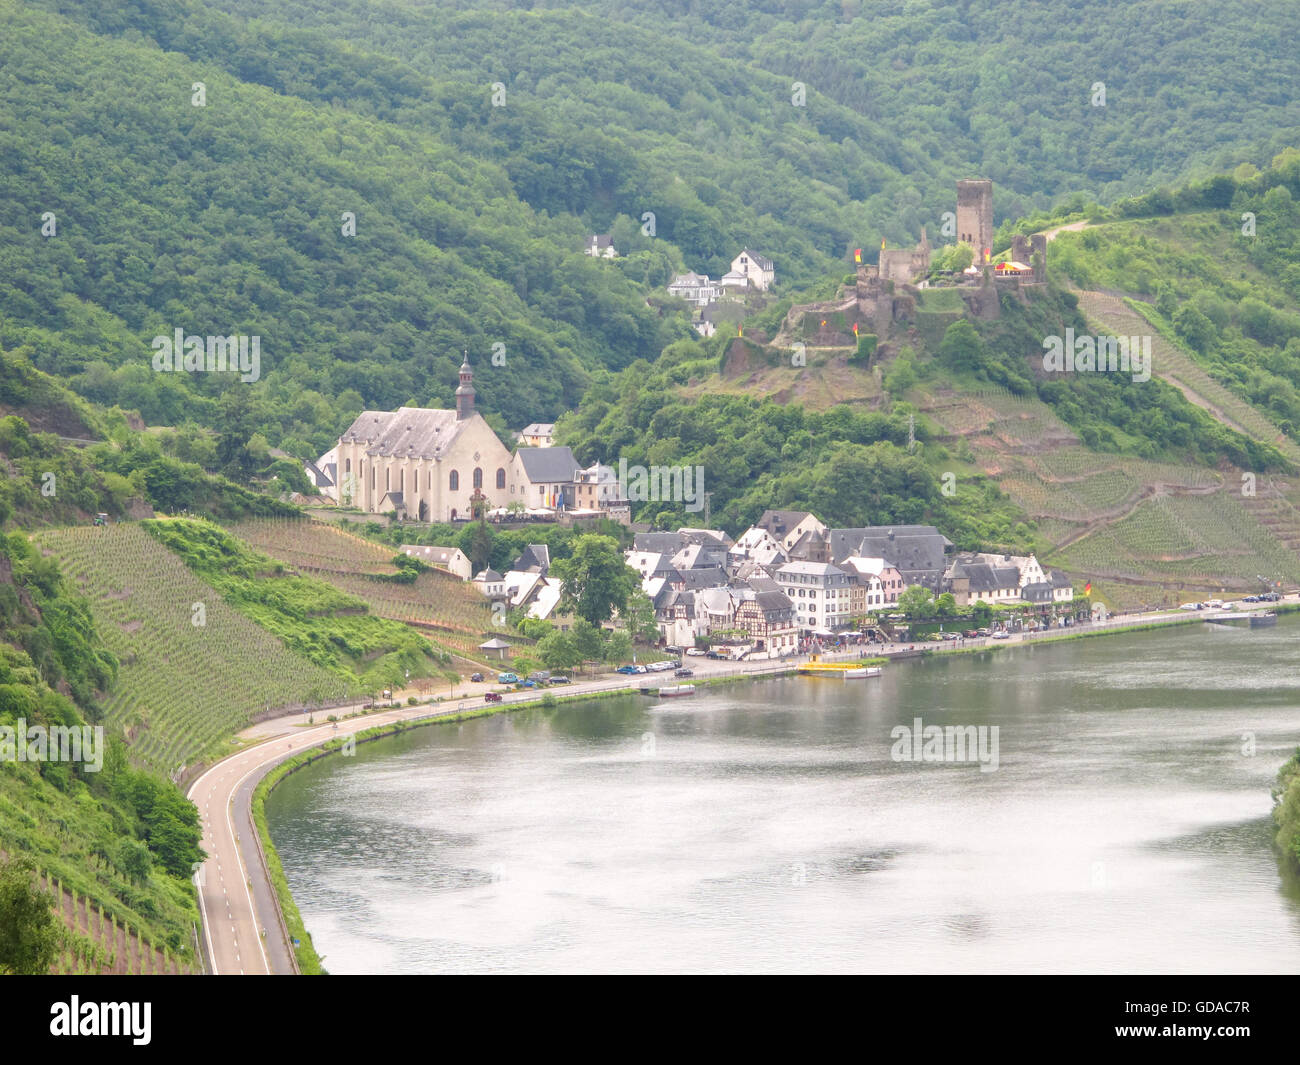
top-left (473, 468), bottom-right (482, 489)
top-left (449, 470), bottom-right (459, 491)
top-left (345, 458), bottom-right (351, 473)
top-left (385, 468), bottom-right (390, 491)
top-left (496, 467), bottom-right (506, 489)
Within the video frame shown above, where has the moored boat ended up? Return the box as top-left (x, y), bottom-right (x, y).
top-left (658, 684), bottom-right (696, 697)
top-left (842, 666), bottom-right (883, 679)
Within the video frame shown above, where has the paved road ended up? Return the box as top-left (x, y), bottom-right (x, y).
top-left (188, 596), bottom-right (1294, 973)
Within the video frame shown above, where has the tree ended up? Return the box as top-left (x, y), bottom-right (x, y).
top-left (537, 631), bottom-right (580, 673)
top-left (898, 585), bottom-right (934, 620)
top-left (604, 630), bottom-right (633, 663)
top-left (621, 590), bottom-right (660, 644)
top-left (970, 600), bottom-right (993, 625)
top-left (0, 857), bottom-right (59, 975)
top-left (938, 319), bottom-right (986, 372)
top-left (549, 535), bottom-right (639, 624)
top-left (571, 618), bottom-right (606, 671)
top-left (934, 592), bottom-right (956, 617)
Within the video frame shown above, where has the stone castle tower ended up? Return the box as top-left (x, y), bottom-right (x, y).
top-left (956, 179), bottom-right (994, 262)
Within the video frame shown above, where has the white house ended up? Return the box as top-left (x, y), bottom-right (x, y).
top-left (774, 560), bottom-right (854, 631)
top-left (667, 272), bottom-right (721, 306)
top-left (399, 544), bottom-right (472, 581)
top-left (518, 423), bottom-right (555, 448)
top-left (584, 234), bottom-right (618, 259)
top-left (510, 446), bottom-right (581, 510)
top-left (729, 526), bottom-right (789, 569)
top-left (728, 249), bottom-right (774, 291)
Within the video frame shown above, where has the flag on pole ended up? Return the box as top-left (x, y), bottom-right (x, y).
top-left (854, 248), bottom-right (862, 263)
top-left (1084, 581), bottom-right (1092, 595)
top-left (852, 321), bottom-right (859, 336)
top-left (881, 237), bottom-right (886, 250)
top-left (738, 324), bottom-right (743, 337)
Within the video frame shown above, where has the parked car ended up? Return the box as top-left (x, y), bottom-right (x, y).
top-left (470, 673), bottom-right (484, 683)
top-left (686, 648), bottom-right (707, 657)
top-left (484, 692), bottom-right (503, 703)
top-left (528, 670), bottom-right (551, 683)
top-left (550, 675), bottom-right (571, 684)
top-left (497, 671), bottom-right (520, 683)
top-left (615, 666), bottom-right (638, 675)
top-left (664, 646), bottom-right (682, 654)
top-left (1243, 595), bottom-right (1260, 603)
top-left (963, 630), bottom-right (979, 638)
top-left (977, 628), bottom-right (991, 637)
top-left (941, 632), bottom-right (960, 640)
top-left (991, 631), bottom-right (1011, 640)
top-left (1262, 591), bottom-right (1282, 602)
top-left (633, 664), bottom-right (648, 674)
top-left (675, 668), bottom-right (694, 678)
top-left (521, 679), bottom-right (538, 689)
top-left (646, 660), bottom-right (675, 672)
top-left (706, 651), bottom-right (727, 659)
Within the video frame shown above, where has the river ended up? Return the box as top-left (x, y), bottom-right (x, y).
top-left (265, 618), bottom-right (1300, 973)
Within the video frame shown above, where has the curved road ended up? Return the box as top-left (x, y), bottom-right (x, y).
top-left (188, 597), bottom-right (1293, 974)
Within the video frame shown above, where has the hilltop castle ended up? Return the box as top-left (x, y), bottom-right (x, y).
top-left (780, 179), bottom-right (1047, 347)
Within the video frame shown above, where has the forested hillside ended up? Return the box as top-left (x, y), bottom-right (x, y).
top-left (5, 0), bottom-right (1297, 469)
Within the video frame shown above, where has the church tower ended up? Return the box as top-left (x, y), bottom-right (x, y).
top-left (455, 353), bottom-right (475, 420)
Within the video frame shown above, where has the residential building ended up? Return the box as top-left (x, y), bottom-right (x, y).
top-left (511, 446), bottom-right (581, 510)
top-left (518, 423), bottom-right (556, 448)
top-left (728, 249), bottom-right (775, 291)
top-left (399, 544), bottom-right (472, 580)
top-left (755, 510), bottom-right (828, 553)
top-left (583, 234), bottom-right (618, 259)
top-left (667, 272), bottom-right (721, 306)
top-left (774, 560), bottom-right (855, 631)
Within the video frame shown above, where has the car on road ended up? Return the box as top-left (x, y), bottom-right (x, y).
top-left (991, 631), bottom-right (1011, 640)
top-left (550, 675), bottom-right (571, 684)
top-left (470, 673), bottom-right (484, 683)
top-left (685, 647), bottom-right (706, 657)
top-left (497, 671), bottom-right (520, 683)
top-left (484, 692), bottom-right (503, 703)
top-left (675, 668), bottom-right (694, 678)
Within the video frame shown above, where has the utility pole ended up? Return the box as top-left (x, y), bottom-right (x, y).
top-left (907, 413), bottom-right (916, 453)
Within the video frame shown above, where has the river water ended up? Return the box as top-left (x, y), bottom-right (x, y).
top-left (265, 619), bottom-right (1300, 973)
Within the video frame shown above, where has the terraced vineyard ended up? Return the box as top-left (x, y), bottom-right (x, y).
top-left (1077, 291), bottom-right (1300, 465)
top-left (227, 518), bottom-right (501, 665)
top-left (35, 525), bottom-right (342, 771)
top-left (918, 376), bottom-right (1300, 609)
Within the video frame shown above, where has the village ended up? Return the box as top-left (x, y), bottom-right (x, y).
top-left (450, 510), bottom-right (1079, 661)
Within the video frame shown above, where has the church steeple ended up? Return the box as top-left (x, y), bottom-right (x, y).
top-left (455, 351), bottom-right (475, 420)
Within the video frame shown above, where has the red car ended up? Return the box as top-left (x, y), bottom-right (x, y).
top-left (484, 692), bottom-right (503, 703)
